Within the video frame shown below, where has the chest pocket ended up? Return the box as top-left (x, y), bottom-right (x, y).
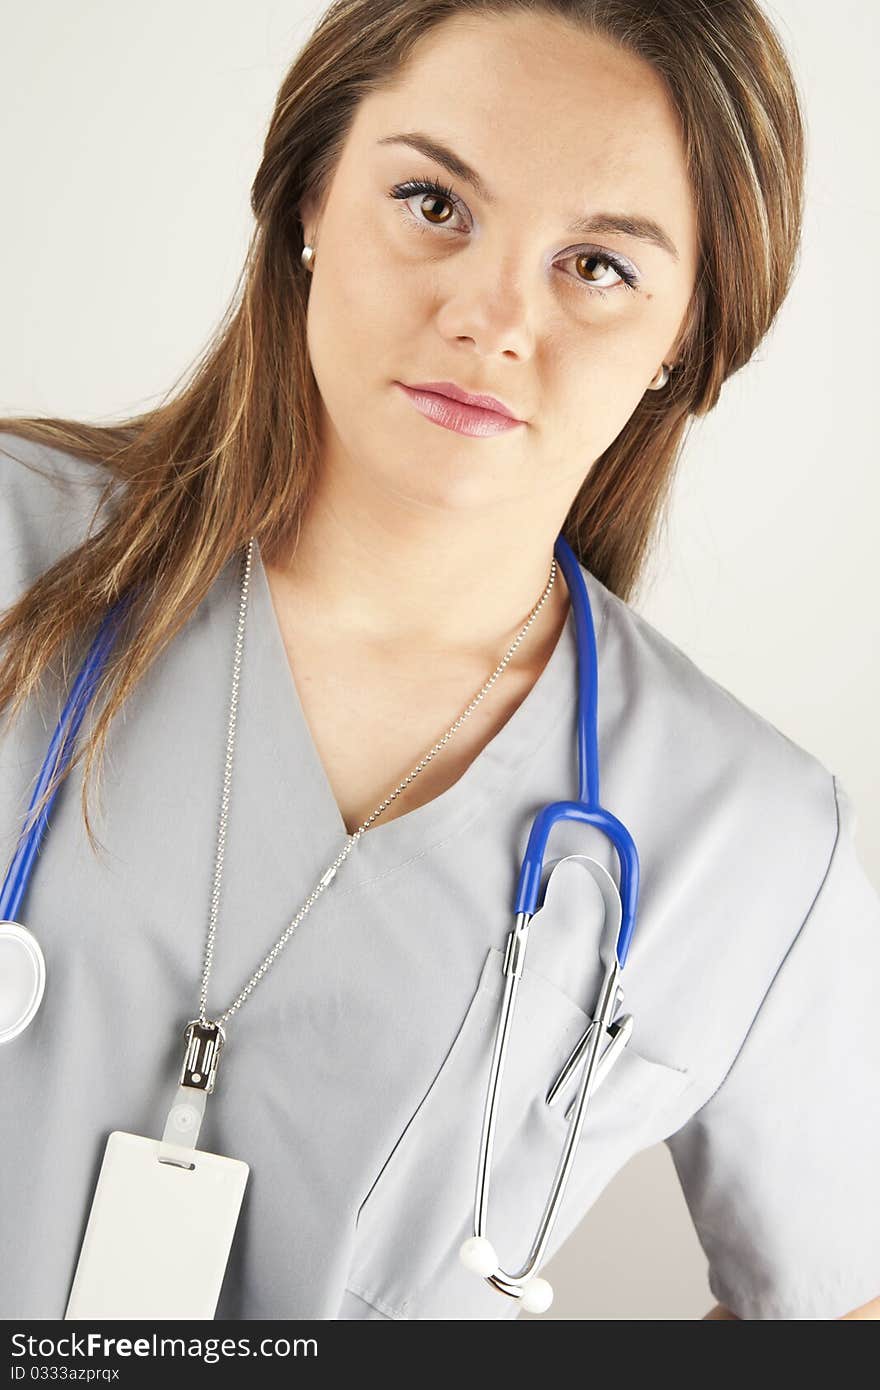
top-left (345, 937), bottom-right (695, 1320)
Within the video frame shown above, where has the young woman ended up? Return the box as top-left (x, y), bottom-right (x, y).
top-left (1, 0), bottom-right (877, 1321)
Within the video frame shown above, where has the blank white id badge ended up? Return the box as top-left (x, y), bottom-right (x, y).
top-left (65, 1130), bottom-right (249, 1320)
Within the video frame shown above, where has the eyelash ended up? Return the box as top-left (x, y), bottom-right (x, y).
top-left (386, 174), bottom-right (640, 298)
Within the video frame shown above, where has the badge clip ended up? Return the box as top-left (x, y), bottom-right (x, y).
top-left (180, 1019), bottom-right (226, 1094)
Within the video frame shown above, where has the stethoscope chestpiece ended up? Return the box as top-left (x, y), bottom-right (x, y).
top-left (0, 919), bottom-right (47, 1044)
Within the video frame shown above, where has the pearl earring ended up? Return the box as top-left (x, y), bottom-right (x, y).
top-left (301, 243), bottom-right (316, 270)
top-left (648, 363), bottom-right (670, 389)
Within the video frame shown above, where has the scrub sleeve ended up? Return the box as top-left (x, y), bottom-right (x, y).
top-left (665, 775), bottom-right (880, 1320)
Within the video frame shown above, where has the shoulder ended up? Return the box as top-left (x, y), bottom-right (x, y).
top-left (583, 562), bottom-right (830, 773)
top-left (0, 429), bottom-right (117, 610)
top-left (580, 561), bottom-right (839, 927)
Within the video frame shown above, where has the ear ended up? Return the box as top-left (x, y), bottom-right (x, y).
top-left (297, 200), bottom-right (316, 247)
top-left (297, 191), bottom-right (324, 249)
top-left (667, 285), bottom-right (702, 368)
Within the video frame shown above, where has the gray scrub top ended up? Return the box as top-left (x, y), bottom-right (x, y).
top-left (1, 431), bottom-right (878, 1322)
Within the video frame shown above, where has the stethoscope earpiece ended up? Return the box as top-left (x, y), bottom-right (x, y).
top-left (458, 1236), bottom-right (555, 1312)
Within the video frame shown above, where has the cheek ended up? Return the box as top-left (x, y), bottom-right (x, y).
top-left (305, 280), bottom-right (389, 412)
top-left (306, 216), bottom-right (424, 380)
top-left (548, 347), bottom-right (652, 458)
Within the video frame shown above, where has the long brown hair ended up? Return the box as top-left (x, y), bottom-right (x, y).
top-left (0, 0), bottom-right (806, 855)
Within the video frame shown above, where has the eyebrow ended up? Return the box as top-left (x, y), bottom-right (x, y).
top-left (375, 131), bottom-right (680, 262)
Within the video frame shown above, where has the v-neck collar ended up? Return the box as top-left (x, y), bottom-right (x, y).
top-left (212, 536), bottom-right (606, 888)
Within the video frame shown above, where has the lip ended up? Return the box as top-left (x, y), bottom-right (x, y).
top-left (395, 381), bottom-right (525, 438)
top-left (409, 380), bottom-right (522, 419)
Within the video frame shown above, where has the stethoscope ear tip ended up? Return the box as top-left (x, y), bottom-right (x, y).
top-left (458, 1237), bottom-right (555, 1313)
top-left (520, 1275), bottom-right (554, 1314)
top-left (459, 1235), bottom-right (498, 1277)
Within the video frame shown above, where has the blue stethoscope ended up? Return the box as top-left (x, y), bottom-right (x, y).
top-left (0, 535), bottom-right (640, 1315)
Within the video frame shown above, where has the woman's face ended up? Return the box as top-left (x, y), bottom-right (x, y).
top-left (300, 10), bottom-right (699, 514)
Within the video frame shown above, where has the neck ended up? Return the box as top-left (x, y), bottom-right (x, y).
top-left (263, 467), bottom-right (572, 675)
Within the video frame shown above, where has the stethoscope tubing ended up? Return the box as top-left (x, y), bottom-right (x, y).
top-left (516, 536), bottom-right (639, 967)
top-left (0, 597), bottom-right (133, 923)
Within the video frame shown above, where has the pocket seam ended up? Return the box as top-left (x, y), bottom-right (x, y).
top-left (342, 1284), bottom-right (402, 1320)
top-left (486, 944), bottom-right (691, 1079)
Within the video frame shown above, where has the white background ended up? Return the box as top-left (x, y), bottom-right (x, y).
top-left (1, 0), bottom-right (876, 1319)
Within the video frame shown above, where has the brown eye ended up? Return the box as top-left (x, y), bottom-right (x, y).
top-left (388, 177), bottom-right (466, 231)
top-left (418, 192), bottom-right (455, 225)
top-left (574, 252), bottom-right (624, 289)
